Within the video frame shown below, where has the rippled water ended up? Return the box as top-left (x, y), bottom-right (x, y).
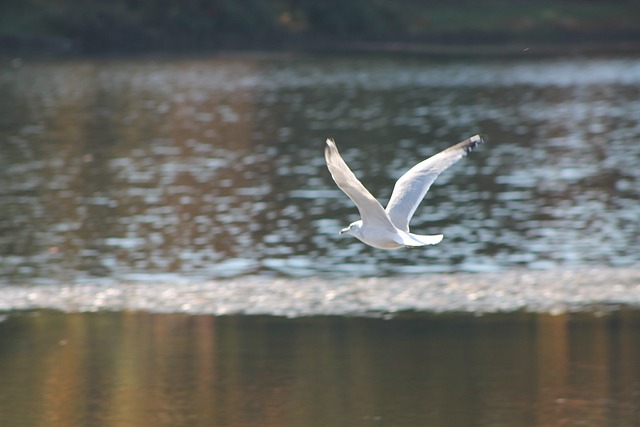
top-left (2, 55), bottom-right (639, 282)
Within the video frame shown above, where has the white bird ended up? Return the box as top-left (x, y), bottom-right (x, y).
top-left (324, 135), bottom-right (485, 249)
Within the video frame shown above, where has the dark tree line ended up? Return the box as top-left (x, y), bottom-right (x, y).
top-left (2, 0), bottom-right (639, 53)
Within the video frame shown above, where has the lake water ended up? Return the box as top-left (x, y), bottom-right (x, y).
top-left (1, 53), bottom-right (640, 426)
top-left (1, 310), bottom-right (640, 427)
top-left (1, 54), bottom-right (639, 282)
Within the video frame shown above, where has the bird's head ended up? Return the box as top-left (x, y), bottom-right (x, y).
top-left (339, 221), bottom-right (363, 237)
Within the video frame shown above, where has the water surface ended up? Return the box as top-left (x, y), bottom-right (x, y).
top-left (1, 310), bottom-right (639, 427)
top-left (1, 55), bottom-right (640, 426)
top-left (1, 54), bottom-right (639, 283)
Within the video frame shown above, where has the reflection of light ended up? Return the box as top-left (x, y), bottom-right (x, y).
top-left (2, 57), bottom-right (640, 284)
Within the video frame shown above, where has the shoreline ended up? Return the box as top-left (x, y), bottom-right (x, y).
top-left (3, 33), bottom-right (640, 60)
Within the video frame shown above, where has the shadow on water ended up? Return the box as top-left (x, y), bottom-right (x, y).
top-left (0, 310), bottom-right (639, 427)
top-left (1, 55), bottom-right (640, 282)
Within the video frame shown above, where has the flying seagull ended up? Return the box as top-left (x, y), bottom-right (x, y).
top-left (324, 135), bottom-right (485, 249)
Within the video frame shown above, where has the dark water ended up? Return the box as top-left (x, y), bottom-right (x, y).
top-left (1, 310), bottom-right (640, 427)
top-left (1, 55), bottom-right (639, 282)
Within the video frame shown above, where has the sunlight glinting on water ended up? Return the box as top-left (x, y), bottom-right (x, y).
top-left (1, 56), bottom-right (639, 283)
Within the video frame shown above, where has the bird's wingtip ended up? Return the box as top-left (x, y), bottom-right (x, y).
top-left (464, 134), bottom-right (487, 153)
top-left (325, 138), bottom-right (337, 159)
top-left (470, 134), bottom-right (487, 145)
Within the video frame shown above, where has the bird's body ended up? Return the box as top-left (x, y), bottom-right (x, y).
top-left (324, 135), bottom-right (485, 249)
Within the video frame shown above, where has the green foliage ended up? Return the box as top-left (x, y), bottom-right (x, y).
top-left (1, 0), bottom-right (639, 52)
top-left (295, 0), bottom-right (402, 35)
top-left (43, 2), bottom-right (149, 51)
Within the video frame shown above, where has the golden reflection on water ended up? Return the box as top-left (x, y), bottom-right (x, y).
top-left (0, 311), bottom-right (639, 427)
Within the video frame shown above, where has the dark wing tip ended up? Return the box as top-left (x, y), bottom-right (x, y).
top-left (463, 134), bottom-right (487, 154)
top-left (442, 134), bottom-right (487, 156)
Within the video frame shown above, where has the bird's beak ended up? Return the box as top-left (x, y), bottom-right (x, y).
top-left (339, 228), bottom-right (349, 234)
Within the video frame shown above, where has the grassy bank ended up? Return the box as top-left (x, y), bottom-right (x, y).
top-left (1, 0), bottom-right (640, 55)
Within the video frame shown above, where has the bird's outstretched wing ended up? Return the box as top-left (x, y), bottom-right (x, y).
top-left (324, 139), bottom-right (397, 232)
top-left (385, 135), bottom-right (485, 232)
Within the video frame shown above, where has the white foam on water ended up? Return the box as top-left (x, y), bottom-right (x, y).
top-left (1, 268), bottom-right (639, 317)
